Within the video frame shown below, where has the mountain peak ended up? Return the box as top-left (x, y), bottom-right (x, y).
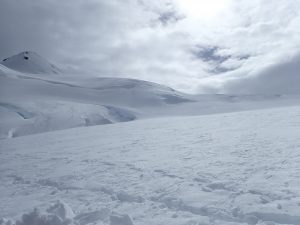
top-left (1, 51), bottom-right (60, 75)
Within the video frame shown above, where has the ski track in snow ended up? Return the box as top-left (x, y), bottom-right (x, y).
top-left (1, 107), bottom-right (300, 225)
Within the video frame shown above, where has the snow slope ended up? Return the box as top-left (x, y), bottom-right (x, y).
top-left (1, 51), bottom-right (300, 140)
top-left (2, 60), bottom-right (300, 139)
top-left (1, 106), bottom-right (300, 225)
top-left (0, 53), bottom-right (193, 138)
top-left (1, 51), bottom-right (60, 75)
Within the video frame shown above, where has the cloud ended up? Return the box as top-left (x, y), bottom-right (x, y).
top-left (190, 46), bottom-right (250, 74)
top-left (194, 0), bottom-right (300, 93)
top-left (221, 52), bottom-right (300, 94)
top-left (1, 0), bottom-right (300, 93)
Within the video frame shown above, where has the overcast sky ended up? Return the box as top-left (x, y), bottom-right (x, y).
top-left (1, 0), bottom-right (300, 94)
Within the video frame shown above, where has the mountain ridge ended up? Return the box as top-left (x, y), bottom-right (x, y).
top-left (1, 51), bottom-right (60, 75)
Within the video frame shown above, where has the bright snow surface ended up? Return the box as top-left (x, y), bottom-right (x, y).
top-left (1, 106), bottom-right (300, 225)
top-left (1, 59), bottom-right (300, 139)
top-left (1, 52), bottom-right (300, 224)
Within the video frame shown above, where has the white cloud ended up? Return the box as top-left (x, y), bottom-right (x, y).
top-left (1, 0), bottom-right (300, 93)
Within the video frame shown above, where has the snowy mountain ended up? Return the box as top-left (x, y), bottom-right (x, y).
top-left (0, 52), bottom-right (194, 138)
top-left (1, 106), bottom-right (300, 225)
top-left (1, 52), bottom-right (300, 139)
top-left (1, 51), bottom-right (300, 224)
top-left (1, 51), bottom-right (60, 75)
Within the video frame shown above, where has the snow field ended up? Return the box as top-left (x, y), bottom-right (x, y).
top-left (1, 106), bottom-right (300, 225)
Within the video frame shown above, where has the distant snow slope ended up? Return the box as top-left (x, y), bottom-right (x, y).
top-left (0, 53), bottom-right (193, 138)
top-left (1, 106), bottom-right (300, 225)
top-left (1, 51), bottom-right (300, 139)
top-left (1, 51), bottom-right (60, 75)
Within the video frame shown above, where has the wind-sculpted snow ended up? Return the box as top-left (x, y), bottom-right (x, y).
top-left (104, 106), bottom-right (136, 122)
top-left (0, 103), bottom-right (35, 119)
top-left (1, 107), bottom-right (300, 225)
top-left (0, 101), bottom-right (138, 139)
top-left (0, 202), bottom-right (134, 225)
